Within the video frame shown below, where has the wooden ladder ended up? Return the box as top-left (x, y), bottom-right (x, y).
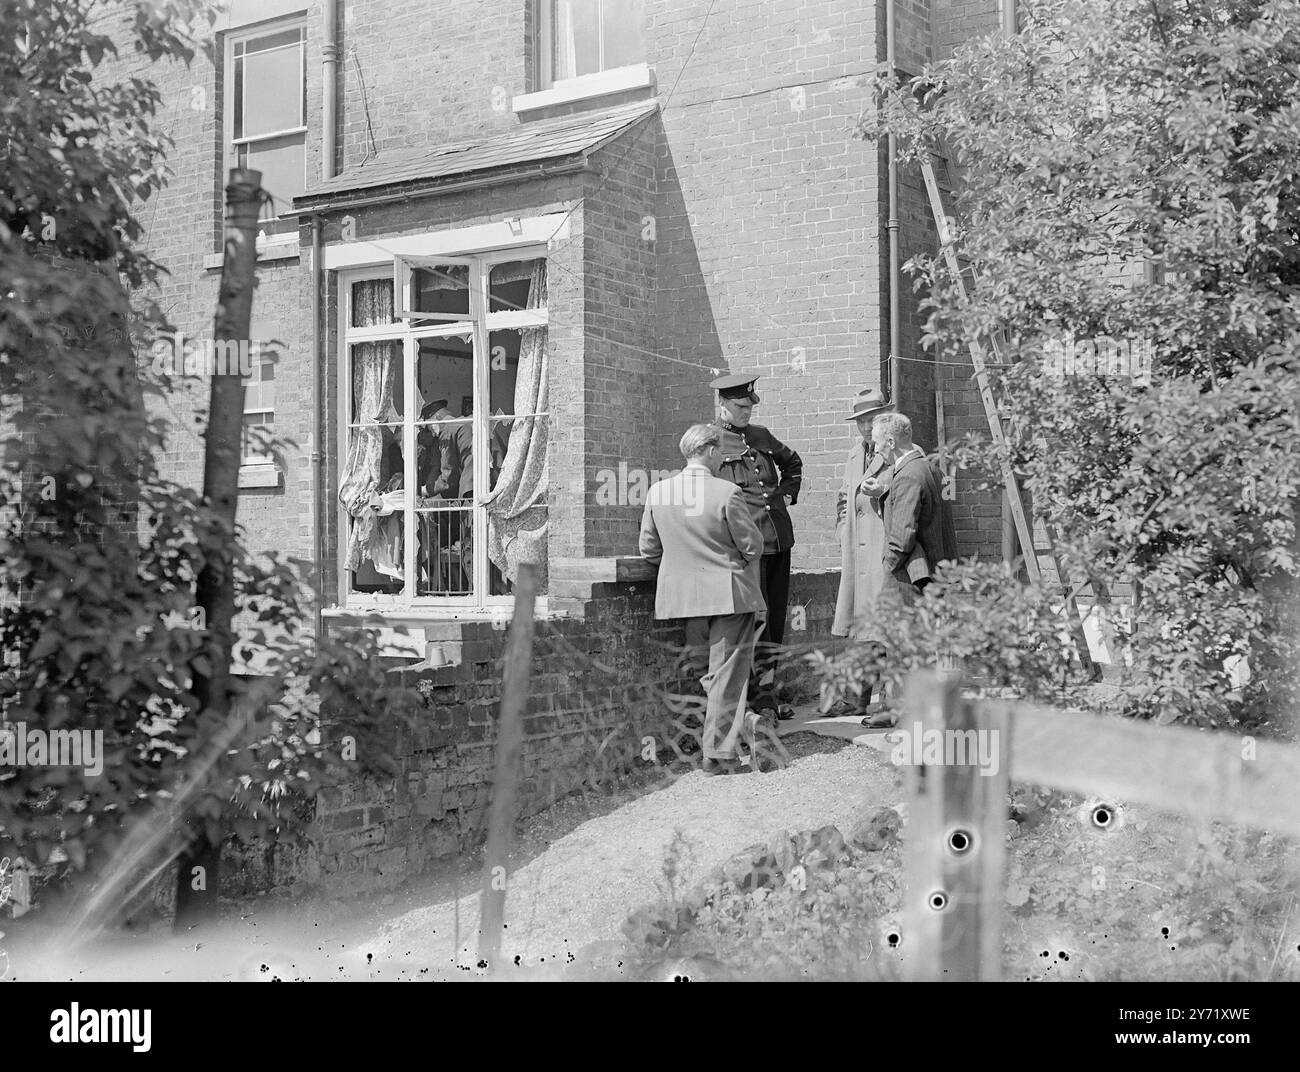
top-left (919, 156), bottom-right (1100, 680)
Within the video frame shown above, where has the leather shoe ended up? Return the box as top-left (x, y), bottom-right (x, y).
top-left (823, 699), bottom-right (867, 718)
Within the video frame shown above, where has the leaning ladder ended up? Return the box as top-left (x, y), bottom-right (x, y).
top-left (919, 156), bottom-right (1100, 680)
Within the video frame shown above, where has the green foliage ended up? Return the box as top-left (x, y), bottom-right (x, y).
top-left (0, 1), bottom-right (422, 895)
top-left (621, 832), bottom-right (901, 981)
top-left (622, 803), bottom-right (1300, 981)
top-left (810, 560), bottom-right (1087, 710)
top-left (861, 0), bottom-right (1300, 728)
top-left (1004, 794), bottom-right (1300, 981)
top-left (688, 859), bottom-right (900, 981)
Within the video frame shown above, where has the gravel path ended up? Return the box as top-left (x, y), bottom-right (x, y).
top-left (361, 743), bottom-right (901, 976)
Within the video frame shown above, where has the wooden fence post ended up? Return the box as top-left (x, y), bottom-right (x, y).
top-left (477, 562), bottom-right (539, 968)
top-left (902, 670), bottom-right (1010, 981)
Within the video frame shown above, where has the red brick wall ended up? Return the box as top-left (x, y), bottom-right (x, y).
top-left (579, 131), bottom-right (661, 559)
top-left (933, 0), bottom-right (1000, 60)
top-left (651, 0), bottom-right (881, 573)
top-left (329, 0), bottom-right (524, 175)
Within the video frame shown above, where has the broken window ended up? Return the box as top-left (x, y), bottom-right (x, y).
top-left (339, 253), bottom-right (550, 609)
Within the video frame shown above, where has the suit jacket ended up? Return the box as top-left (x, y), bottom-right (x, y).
top-left (882, 449), bottom-right (958, 586)
top-left (419, 408), bottom-right (473, 500)
top-left (639, 465), bottom-right (766, 620)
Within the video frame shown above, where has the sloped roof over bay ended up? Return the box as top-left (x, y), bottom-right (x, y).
top-left (295, 100), bottom-right (659, 208)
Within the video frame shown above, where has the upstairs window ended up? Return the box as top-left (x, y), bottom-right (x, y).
top-left (241, 341), bottom-right (278, 465)
top-left (536, 0), bottom-right (645, 89)
top-left (223, 19), bottom-right (307, 241)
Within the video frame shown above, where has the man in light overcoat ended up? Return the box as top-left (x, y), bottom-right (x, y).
top-left (832, 388), bottom-right (895, 642)
top-left (829, 389), bottom-right (895, 719)
top-left (639, 423), bottom-right (767, 775)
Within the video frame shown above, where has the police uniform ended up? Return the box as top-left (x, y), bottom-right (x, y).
top-left (711, 374), bottom-right (802, 718)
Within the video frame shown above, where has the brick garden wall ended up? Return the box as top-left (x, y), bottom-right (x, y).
top-left (222, 569), bottom-right (840, 899)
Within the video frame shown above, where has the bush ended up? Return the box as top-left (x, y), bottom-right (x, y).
top-left (809, 560), bottom-right (1087, 713)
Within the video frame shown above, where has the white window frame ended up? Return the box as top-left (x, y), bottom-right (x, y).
top-left (241, 341), bottom-right (277, 466)
top-left (222, 15), bottom-right (308, 242)
top-left (517, 0), bottom-right (649, 112)
top-left (337, 246), bottom-right (549, 612)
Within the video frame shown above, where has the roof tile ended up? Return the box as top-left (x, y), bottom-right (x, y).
top-left (297, 100), bottom-right (659, 203)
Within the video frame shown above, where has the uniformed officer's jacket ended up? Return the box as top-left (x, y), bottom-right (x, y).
top-left (715, 420), bottom-right (802, 554)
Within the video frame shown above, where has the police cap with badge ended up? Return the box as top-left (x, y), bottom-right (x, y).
top-left (711, 373), bottom-right (760, 404)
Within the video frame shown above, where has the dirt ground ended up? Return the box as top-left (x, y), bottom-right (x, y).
top-left (3, 733), bottom-right (893, 981)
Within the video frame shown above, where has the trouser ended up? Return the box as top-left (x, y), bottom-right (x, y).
top-left (688, 611), bottom-right (757, 761)
top-left (752, 549), bottom-right (791, 712)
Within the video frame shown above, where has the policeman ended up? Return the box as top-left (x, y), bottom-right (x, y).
top-left (710, 373), bottom-right (802, 721)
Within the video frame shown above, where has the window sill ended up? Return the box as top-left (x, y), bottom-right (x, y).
top-left (204, 237), bottom-right (301, 271)
top-left (322, 600), bottom-right (563, 668)
top-left (513, 63), bottom-right (654, 114)
top-left (238, 462), bottom-right (282, 489)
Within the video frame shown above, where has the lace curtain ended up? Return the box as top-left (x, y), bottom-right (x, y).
top-left (338, 280), bottom-right (398, 572)
top-left (484, 260), bottom-right (549, 588)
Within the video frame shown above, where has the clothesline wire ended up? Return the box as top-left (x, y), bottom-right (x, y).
top-left (340, 249), bottom-right (989, 380)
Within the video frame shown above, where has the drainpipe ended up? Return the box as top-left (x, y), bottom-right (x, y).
top-left (322, 0), bottom-right (338, 183)
top-left (1000, 0), bottom-right (1018, 36)
top-left (999, 0), bottom-right (1018, 568)
top-left (313, 4), bottom-right (340, 638)
top-left (310, 215), bottom-right (325, 639)
top-left (885, 0), bottom-right (901, 410)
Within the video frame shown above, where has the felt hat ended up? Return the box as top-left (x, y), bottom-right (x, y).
top-left (845, 387), bottom-right (892, 421)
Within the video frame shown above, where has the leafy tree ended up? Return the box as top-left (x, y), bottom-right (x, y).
top-left (0, 0), bottom-right (422, 931)
top-left (860, 0), bottom-right (1300, 729)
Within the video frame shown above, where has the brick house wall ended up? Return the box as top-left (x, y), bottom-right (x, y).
top-left (651, 0), bottom-right (881, 573)
top-left (933, 0), bottom-right (1000, 61)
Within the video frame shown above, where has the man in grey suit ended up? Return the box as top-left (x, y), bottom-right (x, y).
top-left (639, 423), bottom-right (767, 775)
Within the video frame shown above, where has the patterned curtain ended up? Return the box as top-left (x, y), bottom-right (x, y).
top-left (338, 280), bottom-right (398, 571)
top-left (484, 261), bottom-right (549, 588)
